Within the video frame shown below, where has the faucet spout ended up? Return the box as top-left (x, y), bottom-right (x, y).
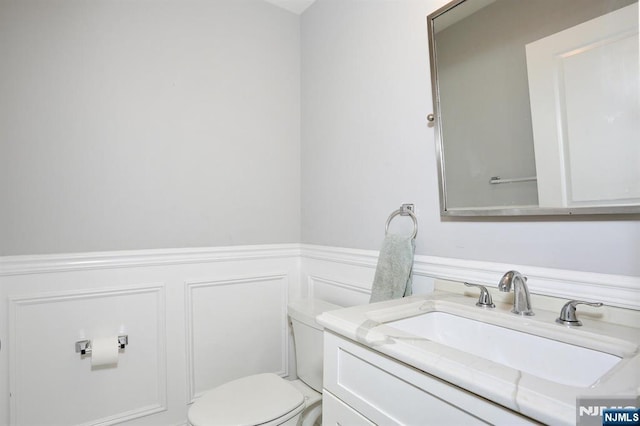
top-left (498, 270), bottom-right (534, 316)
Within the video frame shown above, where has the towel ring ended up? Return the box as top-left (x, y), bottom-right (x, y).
top-left (385, 207), bottom-right (418, 239)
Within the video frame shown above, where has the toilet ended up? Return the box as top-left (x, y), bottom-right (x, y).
top-left (188, 298), bottom-right (341, 426)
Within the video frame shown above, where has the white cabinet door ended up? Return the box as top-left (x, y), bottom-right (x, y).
top-left (526, 3), bottom-right (639, 207)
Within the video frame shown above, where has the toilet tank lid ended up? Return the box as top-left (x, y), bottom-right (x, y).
top-left (188, 373), bottom-right (304, 426)
top-left (288, 298), bottom-right (342, 330)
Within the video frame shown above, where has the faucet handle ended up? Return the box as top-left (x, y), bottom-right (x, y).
top-left (464, 283), bottom-right (495, 308)
top-left (556, 300), bottom-right (603, 326)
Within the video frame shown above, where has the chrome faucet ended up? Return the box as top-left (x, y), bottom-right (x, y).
top-left (498, 270), bottom-right (534, 316)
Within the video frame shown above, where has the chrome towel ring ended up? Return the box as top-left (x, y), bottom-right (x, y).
top-left (385, 204), bottom-right (418, 239)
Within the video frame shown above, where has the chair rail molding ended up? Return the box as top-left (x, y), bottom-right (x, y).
top-left (0, 244), bottom-right (301, 276)
top-left (299, 244), bottom-right (640, 310)
top-left (1, 244), bottom-right (637, 309)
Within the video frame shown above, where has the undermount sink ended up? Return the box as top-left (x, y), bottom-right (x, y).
top-left (387, 311), bottom-right (621, 387)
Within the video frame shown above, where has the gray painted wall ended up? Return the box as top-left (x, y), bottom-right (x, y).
top-left (301, 0), bottom-right (640, 276)
top-left (2, 0), bottom-right (638, 277)
top-left (0, 0), bottom-right (301, 255)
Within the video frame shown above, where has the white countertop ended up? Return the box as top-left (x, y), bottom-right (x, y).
top-left (317, 291), bottom-right (640, 425)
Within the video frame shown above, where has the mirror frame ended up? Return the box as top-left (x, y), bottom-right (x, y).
top-left (427, 0), bottom-right (640, 217)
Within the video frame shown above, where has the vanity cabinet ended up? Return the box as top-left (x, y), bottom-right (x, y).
top-left (322, 331), bottom-right (538, 425)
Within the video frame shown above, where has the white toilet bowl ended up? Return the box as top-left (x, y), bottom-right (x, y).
top-left (288, 378), bottom-right (322, 426)
top-left (187, 299), bottom-right (340, 426)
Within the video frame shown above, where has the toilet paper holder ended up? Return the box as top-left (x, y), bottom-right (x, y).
top-left (75, 335), bottom-right (128, 356)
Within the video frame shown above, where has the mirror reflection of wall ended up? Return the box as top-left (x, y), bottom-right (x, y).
top-left (526, 4), bottom-right (639, 208)
top-left (433, 0), bottom-right (638, 212)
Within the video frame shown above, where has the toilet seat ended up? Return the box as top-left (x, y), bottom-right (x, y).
top-left (188, 373), bottom-right (305, 426)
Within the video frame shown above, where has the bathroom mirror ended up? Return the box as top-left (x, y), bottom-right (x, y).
top-left (428, 0), bottom-right (639, 216)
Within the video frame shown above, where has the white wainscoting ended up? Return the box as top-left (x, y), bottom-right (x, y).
top-left (299, 244), bottom-right (640, 310)
top-left (0, 245), bottom-right (301, 426)
top-left (185, 273), bottom-right (290, 402)
top-left (1, 243), bottom-right (638, 425)
top-left (9, 285), bottom-right (167, 426)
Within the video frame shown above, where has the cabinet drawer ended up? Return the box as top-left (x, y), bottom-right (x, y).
top-left (323, 390), bottom-right (375, 426)
top-left (323, 332), bottom-right (537, 425)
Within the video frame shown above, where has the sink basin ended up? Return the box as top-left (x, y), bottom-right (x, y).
top-left (387, 311), bottom-right (621, 387)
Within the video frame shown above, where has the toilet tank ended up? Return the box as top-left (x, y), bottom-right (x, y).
top-left (288, 299), bottom-right (341, 392)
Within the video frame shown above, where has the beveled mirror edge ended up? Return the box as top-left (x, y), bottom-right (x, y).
top-left (426, 0), bottom-right (640, 217)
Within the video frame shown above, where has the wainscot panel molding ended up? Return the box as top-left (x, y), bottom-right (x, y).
top-left (0, 245), bottom-right (301, 426)
top-left (9, 285), bottom-right (167, 426)
top-left (185, 273), bottom-right (290, 402)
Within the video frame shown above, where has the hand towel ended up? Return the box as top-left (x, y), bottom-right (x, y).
top-left (369, 234), bottom-right (415, 303)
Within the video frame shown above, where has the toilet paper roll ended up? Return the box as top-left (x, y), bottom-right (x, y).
top-left (91, 336), bottom-right (119, 367)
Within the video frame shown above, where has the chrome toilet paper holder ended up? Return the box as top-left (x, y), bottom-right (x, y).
top-left (75, 335), bottom-right (128, 356)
